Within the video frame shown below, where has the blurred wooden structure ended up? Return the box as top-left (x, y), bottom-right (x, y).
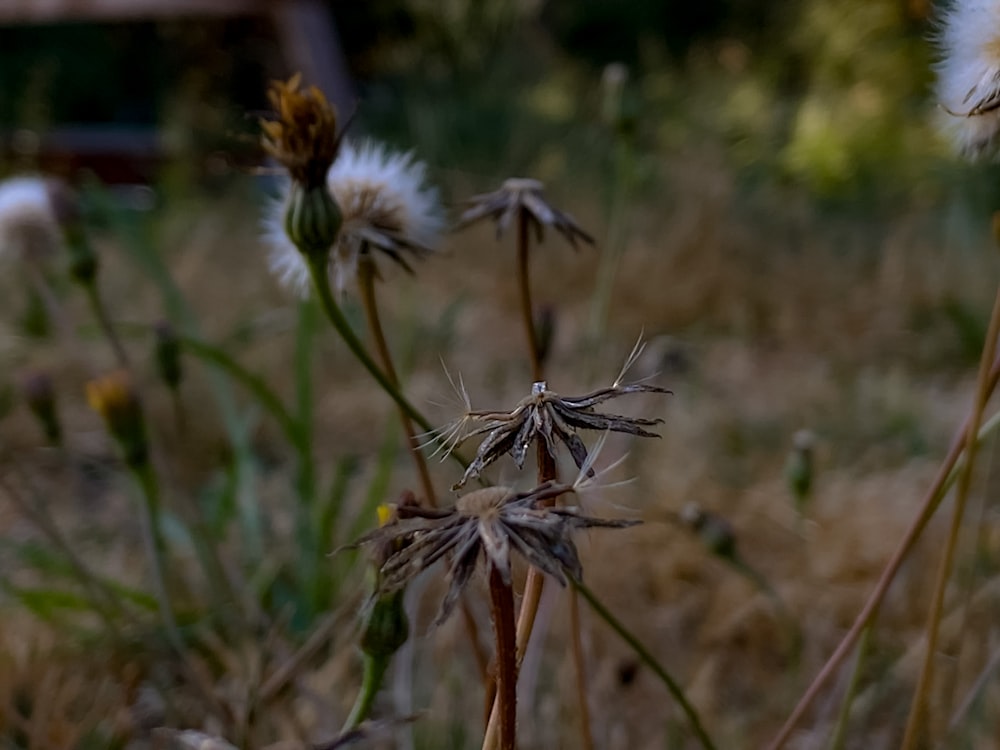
top-left (0, 0), bottom-right (353, 182)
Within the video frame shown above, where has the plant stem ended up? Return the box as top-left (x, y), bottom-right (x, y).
top-left (901, 281), bottom-right (1000, 749)
top-left (516, 210), bottom-right (542, 381)
top-left (0, 470), bottom-right (124, 635)
top-left (357, 257), bottom-right (437, 507)
top-left (574, 579), bottom-right (717, 750)
top-left (827, 624), bottom-right (871, 750)
top-left (84, 280), bottom-right (130, 367)
top-left (343, 652), bottom-right (390, 730)
top-left (26, 265), bottom-right (94, 373)
top-left (357, 257), bottom-right (489, 680)
top-left (133, 462), bottom-right (184, 654)
top-left (569, 586), bottom-right (594, 750)
top-left (180, 335), bottom-right (300, 445)
top-left (486, 565), bottom-right (518, 750)
top-left (766, 354), bottom-right (1000, 750)
top-left (306, 256), bottom-right (434, 434)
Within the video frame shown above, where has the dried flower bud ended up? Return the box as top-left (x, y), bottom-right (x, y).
top-left (153, 320), bottom-right (183, 391)
top-left (261, 74), bottom-right (342, 190)
top-left (86, 370), bottom-right (147, 468)
top-left (21, 371), bottom-right (61, 445)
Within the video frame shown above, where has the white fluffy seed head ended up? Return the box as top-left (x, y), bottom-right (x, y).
top-left (264, 139), bottom-right (444, 296)
top-left (935, 0), bottom-right (1000, 158)
top-left (0, 176), bottom-right (62, 264)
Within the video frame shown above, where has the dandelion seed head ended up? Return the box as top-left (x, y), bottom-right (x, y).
top-left (0, 176), bottom-right (62, 264)
top-left (935, 0), bottom-right (1000, 158)
top-left (264, 140), bottom-right (443, 296)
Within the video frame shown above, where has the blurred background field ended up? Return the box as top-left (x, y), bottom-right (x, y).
top-left (3, 1), bottom-right (1000, 748)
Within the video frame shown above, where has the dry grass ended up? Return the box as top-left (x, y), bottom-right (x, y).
top-left (2, 149), bottom-right (1000, 749)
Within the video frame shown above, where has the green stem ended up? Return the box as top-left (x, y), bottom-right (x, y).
top-left (0, 471), bottom-right (124, 636)
top-left (132, 462), bottom-right (184, 654)
top-left (573, 580), bottom-right (717, 750)
top-left (342, 653), bottom-right (390, 730)
top-left (84, 280), bottom-right (130, 367)
top-left (306, 256), bottom-right (434, 434)
top-left (179, 336), bottom-right (300, 446)
top-left (357, 258), bottom-right (438, 507)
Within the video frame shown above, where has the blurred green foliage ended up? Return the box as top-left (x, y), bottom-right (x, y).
top-left (0, 0), bottom-right (997, 204)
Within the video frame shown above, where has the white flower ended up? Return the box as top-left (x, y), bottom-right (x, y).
top-left (264, 140), bottom-right (444, 295)
top-left (0, 176), bottom-right (62, 264)
top-left (935, 0), bottom-right (1000, 158)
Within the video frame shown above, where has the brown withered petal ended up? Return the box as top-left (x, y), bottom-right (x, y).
top-left (457, 177), bottom-right (594, 248)
top-left (354, 483), bottom-right (639, 626)
top-left (260, 73), bottom-right (341, 189)
top-left (446, 379), bottom-right (670, 490)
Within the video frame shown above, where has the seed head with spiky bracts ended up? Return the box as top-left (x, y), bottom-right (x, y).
top-left (457, 177), bottom-right (593, 248)
top-left (266, 140), bottom-right (444, 295)
top-left (935, 0), bottom-right (1000, 158)
top-left (436, 344), bottom-right (670, 489)
top-left (354, 482), bottom-right (639, 626)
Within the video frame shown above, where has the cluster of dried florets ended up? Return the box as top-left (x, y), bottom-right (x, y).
top-left (355, 483), bottom-right (639, 626)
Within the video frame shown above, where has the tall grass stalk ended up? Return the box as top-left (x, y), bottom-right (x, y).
top-left (901, 281), bottom-right (1000, 748)
top-left (767, 355), bottom-right (1000, 750)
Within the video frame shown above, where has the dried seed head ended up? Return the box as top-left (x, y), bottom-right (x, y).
top-left (455, 486), bottom-right (512, 517)
top-left (456, 177), bottom-right (594, 247)
top-left (266, 140), bottom-right (443, 296)
top-left (261, 74), bottom-right (341, 190)
top-left (445, 376), bottom-right (671, 489)
top-left (355, 481), bottom-right (639, 626)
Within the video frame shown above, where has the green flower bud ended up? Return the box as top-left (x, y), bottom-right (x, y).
top-left (284, 182), bottom-right (342, 261)
top-left (360, 590), bottom-right (409, 660)
top-left (87, 370), bottom-right (148, 469)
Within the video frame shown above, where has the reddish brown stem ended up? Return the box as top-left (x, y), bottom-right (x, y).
top-left (766, 356), bottom-right (1000, 750)
top-left (902, 282), bottom-right (1000, 747)
top-left (489, 565), bottom-right (518, 750)
top-left (516, 209), bottom-right (543, 381)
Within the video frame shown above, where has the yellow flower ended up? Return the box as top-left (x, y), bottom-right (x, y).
top-left (87, 370), bottom-right (147, 468)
